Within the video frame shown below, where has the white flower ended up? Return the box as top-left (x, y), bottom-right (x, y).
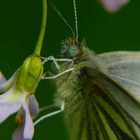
top-left (0, 55), bottom-right (43, 140)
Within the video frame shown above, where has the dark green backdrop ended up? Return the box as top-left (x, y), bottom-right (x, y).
top-left (0, 0), bottom-right (140, 139)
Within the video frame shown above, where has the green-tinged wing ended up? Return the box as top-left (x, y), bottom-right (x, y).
top-left (96, 51), bottom-right (140, 138)
top-left (94, 93), bottom-right (137, 140)
top-left (82, 66), bottom-right (140, 139)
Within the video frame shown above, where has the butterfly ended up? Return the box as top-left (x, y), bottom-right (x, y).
top-left (56, 37), bottom-right (140, 139)
top-left (34, 0), bottom-right (140, 139)
top-left (52, 0), bottom-right (140, 140)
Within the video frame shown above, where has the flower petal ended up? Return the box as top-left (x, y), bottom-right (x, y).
top-left (0, 69), bottom-right (19, 93)
top-left (99, 0), bottom-right (129, 12)
top-left (12, 97), bottom-right (34, 140)
top-left (12, 126), bottom-right (24, 140)
top-left (23, 99), bottom-right (34, 140)
top-left (0, 88), bottom-right (24, 123)
top-left (28, 95), bottom-right (39, 118)
top-left (0, 71), bottom-right (6, 84)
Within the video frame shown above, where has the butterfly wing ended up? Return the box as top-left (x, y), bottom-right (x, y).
top-left (96, 51), bottom-right (140, 138)
top-left (95, 51), bottom-right (140, 137)
top-left (77, 65), bottom-right (140, 140)
top-left (97, 51), bottom-right (140, 102)
top-left (64, 52), bottom-right (140, 140)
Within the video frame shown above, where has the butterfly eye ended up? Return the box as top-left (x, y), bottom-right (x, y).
top-left (61, 44), bottom-right (80, 60)
top-left (68, 45), bottom-right (79, 59)
top-left (61, 38), bottom-right (81, 60)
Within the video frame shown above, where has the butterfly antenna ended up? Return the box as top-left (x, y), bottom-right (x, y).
top-left (49, 1), bottom-right (75, 38)
top-left (73, 0), bottom-right (78, 41)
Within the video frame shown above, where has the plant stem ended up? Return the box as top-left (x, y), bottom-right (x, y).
top-left (34, 0), bottom-right (47, 56)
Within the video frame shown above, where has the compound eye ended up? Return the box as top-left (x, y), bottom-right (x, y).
top-left (60, 38), bottom-right (81, 60)
top-left (68, 45), bottom-right (79, 59)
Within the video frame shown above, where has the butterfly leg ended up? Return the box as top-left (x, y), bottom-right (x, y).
top-left (39, 56), bottom-right (74, 79)
top-left (41, 56), bottom-right (73, 71)
top-left (39, 104), bottom-right (57, 112)
top-left (34, 101), bottom-right (65, 126)
top-left (39, 67), bottom-right (73, 80)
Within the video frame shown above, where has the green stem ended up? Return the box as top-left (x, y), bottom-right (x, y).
top-left (34, 0), bottom-right (47, 56)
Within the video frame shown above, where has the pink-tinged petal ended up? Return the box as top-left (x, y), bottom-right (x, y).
top-left (0, 71), bottom-right (6, 84)
top-left (99, 0), bottom-right (129, 12)
top-left (12, 97), bottom-right (34, 140)
top-left (0, 69), bottom-right (19, 93)
top-left (0, 88), bottom-right (25, 123)
top-left (12, 125), bottom-right (24, 140)
top-left (28, 95), bottom-right (39, 118)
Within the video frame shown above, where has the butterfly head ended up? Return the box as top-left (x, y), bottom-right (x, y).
top-left (60, 37), bottom-right (83, 61)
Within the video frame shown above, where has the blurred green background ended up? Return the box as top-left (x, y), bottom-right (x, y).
top-left (0, 0), bottom-right (140, 139)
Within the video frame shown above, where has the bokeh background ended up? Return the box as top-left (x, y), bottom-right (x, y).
top-left (0, 0), bottom-right (140, 139)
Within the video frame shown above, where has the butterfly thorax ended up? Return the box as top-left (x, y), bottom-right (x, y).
top-left (56, 38), bottom-right (107, 114)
